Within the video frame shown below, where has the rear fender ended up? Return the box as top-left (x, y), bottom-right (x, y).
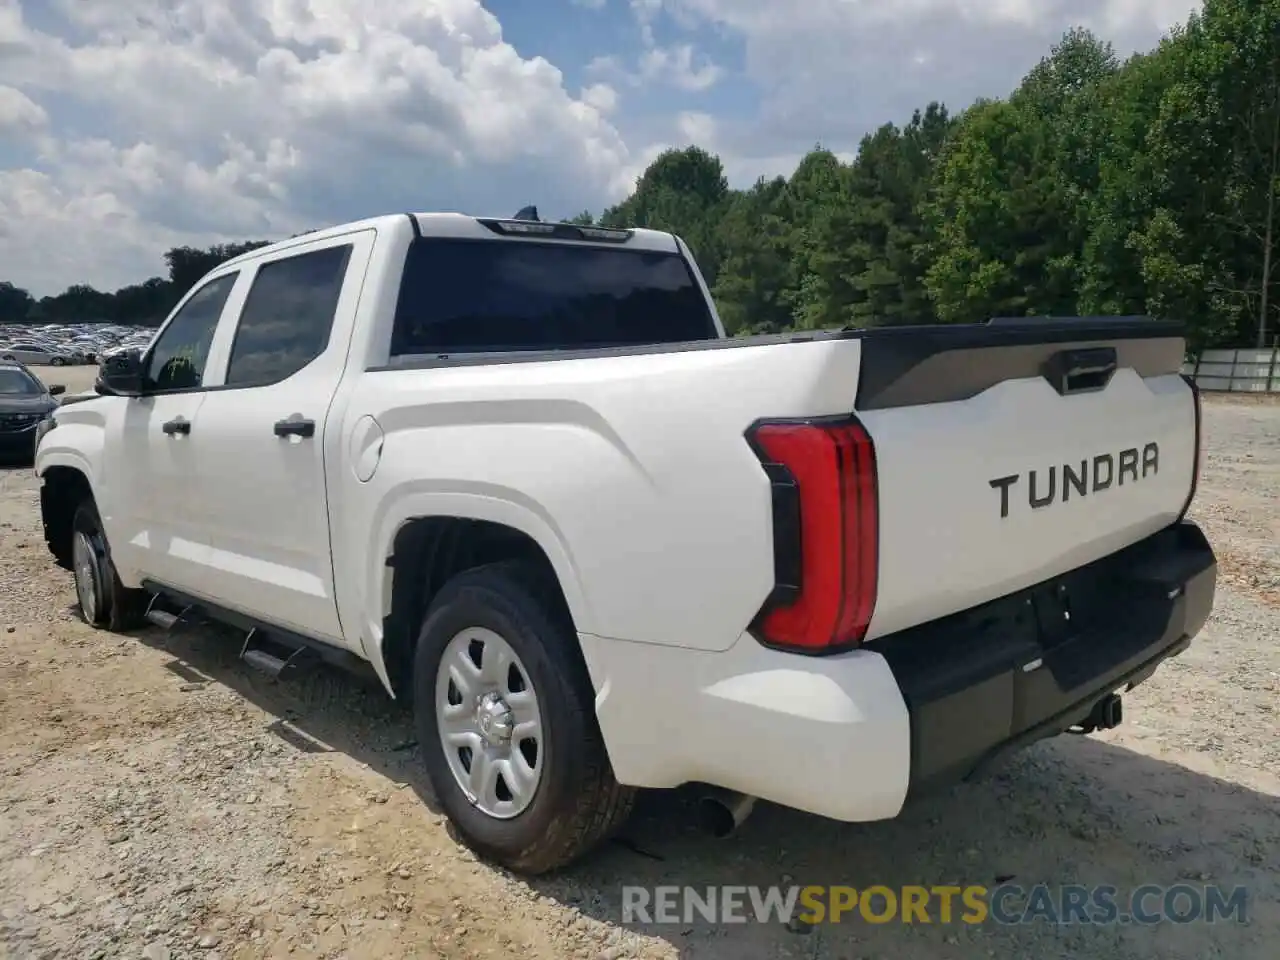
top-left (361, 487), bottom-right (586, 696)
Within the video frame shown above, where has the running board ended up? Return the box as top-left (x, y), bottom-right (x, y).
top-left (145, 609), bottom-right (180, 630)
top-left (143, 595), bottom-right (193, 631)
top-left (242, 646), bottom-right (309, 680)
top-left (238, 626), bottom-right (313, 680)
top-left (138, 580), bottom-right (377, 684)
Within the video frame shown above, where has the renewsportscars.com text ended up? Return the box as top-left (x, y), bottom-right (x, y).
top-left (621, 884), bottom-right (1248, 926)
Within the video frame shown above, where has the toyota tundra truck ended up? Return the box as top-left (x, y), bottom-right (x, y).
top-left (34, 210), bottom-right (1216, 874)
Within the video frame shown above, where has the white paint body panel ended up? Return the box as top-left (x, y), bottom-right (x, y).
top-left (35, 211), bottom-right (1199, 825)
top-left (579, 631), bottom-right (913, 820)
top-left (862, 369), bottom-right (1195, 639)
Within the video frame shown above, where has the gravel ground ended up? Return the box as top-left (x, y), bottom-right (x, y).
top-left (1, 371), bottom-right (1277, 960)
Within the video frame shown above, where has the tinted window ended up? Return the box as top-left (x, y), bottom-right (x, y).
top-left (0, 368), bottom-right (42, 395)
top-left (145, 273), bottom-right (238, 392)
top-left (225, 245), bottom-right (353, 386)
top-left (390, 239), bottom-right (718, 356)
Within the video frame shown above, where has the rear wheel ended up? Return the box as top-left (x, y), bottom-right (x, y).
top-left (413, 561), bottom-right (635, 874)
top-left (71, 500), bottom-right (148, 631)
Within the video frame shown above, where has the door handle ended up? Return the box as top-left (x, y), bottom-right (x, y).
top-left (1042, 347), bottom-right (1117, 396)
top-left (274, 417), bottom-right (316, 439)
top-left (162, 417), bottom-right (191, 436)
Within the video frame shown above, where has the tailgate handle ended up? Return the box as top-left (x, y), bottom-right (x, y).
top-left (1043, 347), bottom-right (1117, 396)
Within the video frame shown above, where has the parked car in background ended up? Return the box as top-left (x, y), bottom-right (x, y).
top-left (0, 359), bottom-right (64, 462)
top-left (0, 343), bottom-right (74, 366)
top-left (0, 321), bottom-right (156, 365)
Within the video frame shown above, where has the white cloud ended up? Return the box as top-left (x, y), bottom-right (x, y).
top-left (582, 0), bottom-right (722, 93)
top-left (676, 110), bottom-right (716, 144)
top-left (638, 43), bottom-right (722, 91)
top-left (0, 0), bottom-right (638, 295)
top-left (630, 0), bottom-right (663, 46)
top-left (0, 168), bottom-right (200, 298)
top-left (650, 0), bottom-right (1199, 180)
top-left (0, 84), bottom-right (46, 134)
top-left (587, 43), bottom-right (722, 92)
top-left (581, 82), bottom-right (620, 115)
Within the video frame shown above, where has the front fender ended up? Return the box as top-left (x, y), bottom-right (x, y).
top-left (34, 407), bottom-right (115, 553)
top-left (35, 445), bottom-right (99, 488)
top-left (35, 394), bottom-right (109, 485)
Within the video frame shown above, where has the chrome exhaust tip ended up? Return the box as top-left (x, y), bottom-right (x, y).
top-left (696, 787), bottom-right (757, 838)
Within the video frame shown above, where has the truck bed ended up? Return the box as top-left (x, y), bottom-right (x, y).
top-left (370, 316), bottom-right (1195, 647)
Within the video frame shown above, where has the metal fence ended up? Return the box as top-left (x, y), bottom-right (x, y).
top-left (1182, 348), bottom-right (1280, 393)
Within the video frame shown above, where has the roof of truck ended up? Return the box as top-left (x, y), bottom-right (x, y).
top-left (219, 211), bottom-right (681, 271)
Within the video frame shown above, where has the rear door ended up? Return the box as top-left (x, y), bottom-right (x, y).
top-left (189, 231), bottom-right (374, 646)
top-left (854, 322), bottom-right (1198, 641)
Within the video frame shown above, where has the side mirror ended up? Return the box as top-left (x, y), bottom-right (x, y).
top-left (49, 385), bottom-right (66, 396)
top-left (96, 348), bottom-right (145, 396)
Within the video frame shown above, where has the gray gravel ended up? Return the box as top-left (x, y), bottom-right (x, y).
top-left (0, 384), bottom-right (1277, 960)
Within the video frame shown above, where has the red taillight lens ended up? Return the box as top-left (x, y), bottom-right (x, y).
top-left (746, 416), bottom-right (879, 653)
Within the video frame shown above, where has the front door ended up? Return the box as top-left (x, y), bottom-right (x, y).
top-left (191, 233), bottom-right (372, 646)
top-left (104, 271), bottom-right (242, 591)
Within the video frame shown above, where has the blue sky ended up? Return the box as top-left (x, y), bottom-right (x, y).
top-left (0, 0), bottom-right (1198, 296)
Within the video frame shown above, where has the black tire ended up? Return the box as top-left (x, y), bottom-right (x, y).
top-left (70, 500), bottom-right (149, 631)
top-left (413, 560), bottom-right (635, 874)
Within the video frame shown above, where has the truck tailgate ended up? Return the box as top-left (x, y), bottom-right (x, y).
top-left (853, 321), bottom-right (1197, 642)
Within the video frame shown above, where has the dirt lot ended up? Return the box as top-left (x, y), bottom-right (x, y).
top-left (2, 371), bottom-right (1278, 960)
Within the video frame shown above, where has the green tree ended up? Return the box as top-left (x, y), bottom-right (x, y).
top-left (711, 177), bottom-right (795, 333)
top-left (164, 241), bottom-right (269, 296)
top-left (0, 281), bottom-right (34, 324)
top-left (601, 146), bottom-right (730, 283)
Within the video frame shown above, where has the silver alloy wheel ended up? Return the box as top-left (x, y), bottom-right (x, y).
top-left (435, 626), bottom-right (544, 819)
top-left (72, 530), bottom-right (99, 618)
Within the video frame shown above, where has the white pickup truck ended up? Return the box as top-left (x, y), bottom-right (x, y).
top-left (34, 210), bottom-right (1216, 874)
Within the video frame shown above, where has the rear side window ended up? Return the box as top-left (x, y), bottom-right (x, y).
top-left (390, 238), bottom-right (718, 356)
top-left (225, 244), bottom-right (353, 386)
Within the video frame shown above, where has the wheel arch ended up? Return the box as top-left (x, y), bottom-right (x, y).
top-left (376, 515), bottom-right (582, 702)
top-left (39, 463), bottom-right (95, 570)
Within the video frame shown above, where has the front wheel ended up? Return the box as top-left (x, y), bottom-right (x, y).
top-left (71, 500), bottom-right (148, 631)
top-left (51, 357), bottom-right (66, 366)
top-left (413, 561), bottom-right (634, 874)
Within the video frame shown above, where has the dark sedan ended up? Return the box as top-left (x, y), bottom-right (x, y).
top-left (0, 361), bottom-right (65, 464)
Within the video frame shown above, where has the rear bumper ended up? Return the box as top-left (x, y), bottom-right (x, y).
top-left (584, 521), bottom-right (1216, 822)
top-left (867, 520), bottom-right (1216, 794)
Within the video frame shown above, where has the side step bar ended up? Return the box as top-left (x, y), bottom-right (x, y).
top-left (145, 609), bottom-right (180, 630)
top-left (241, 647), bottom-right (307, 679)
top-left (238, 627), bottom-right (313, 680)
top-left (139, 580), bottom-right (377, 685)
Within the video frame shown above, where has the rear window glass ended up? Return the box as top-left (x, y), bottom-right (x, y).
top-left (390, 238), bottom-right (718, 356)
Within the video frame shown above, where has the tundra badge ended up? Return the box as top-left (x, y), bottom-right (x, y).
top-left (989, 442), bottom-right (1159, 519)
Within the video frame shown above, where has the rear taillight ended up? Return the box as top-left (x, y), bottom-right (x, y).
top-left (1178, 374), bottom-right (1202, 521)
top-left (746, 416), bottom-right (879, 654)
